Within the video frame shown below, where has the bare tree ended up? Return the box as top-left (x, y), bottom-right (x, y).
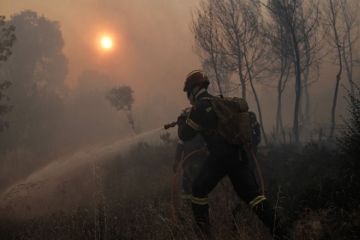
top-left (193, 0), bottom-right (270, 144)
top-left (265, 0), bottom-right (320, 143)
top-left (323, 0), bottom-right (345, 138)
top-left (322, 0), bottom-right (359, 138)
top-left (265, 2), bottom-right (292, 142)
top-left (202, 57), bottom-right (232, 96)
top-left (340, 0), bottom-right (360, 96)
top-left (301, 22), bottom-right (312, 128)
top-left (192, 0), bottom-right (226, 97)
top-left (213, 0), bottom-right (250, 101)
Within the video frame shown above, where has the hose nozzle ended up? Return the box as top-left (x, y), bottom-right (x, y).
top-left (164, 121), bottom-right (178, 130)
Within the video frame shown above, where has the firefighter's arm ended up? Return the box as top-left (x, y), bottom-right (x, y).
top-left (177, 118), bottom-right (198, 141)
top-left (177, 109), bottom-right (201, 141)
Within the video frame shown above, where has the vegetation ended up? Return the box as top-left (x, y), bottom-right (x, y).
top-left (0, 1), bottom-right (359, 239)
top-left (0, 15), bottom-right (16, 132)
top-left (106, 86), bottom-right (136, 133)
top-left (1, 86), bottom-right (359, 239)
top-left (192, 0), bottom-right (360, 143)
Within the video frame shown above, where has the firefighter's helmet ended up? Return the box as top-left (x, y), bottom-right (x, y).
top-left (183, 70), bottom-right (210, 92)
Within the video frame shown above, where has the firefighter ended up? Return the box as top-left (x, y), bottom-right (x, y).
top-left (177, 70), bottom-right (276, 237)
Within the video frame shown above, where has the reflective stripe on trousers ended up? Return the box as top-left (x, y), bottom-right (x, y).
top-left (191, 195), bottom-right (209, 205)
top-left (249, 195), bottom-right (266, 208)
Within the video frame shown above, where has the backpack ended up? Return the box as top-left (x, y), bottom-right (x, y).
top-left (206, 96), bottom-right (252, 146)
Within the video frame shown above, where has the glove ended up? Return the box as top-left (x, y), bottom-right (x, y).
top-left (177, 112), bottom-right (187, 126)
top-left (177, 115), bottom-right (186, 126)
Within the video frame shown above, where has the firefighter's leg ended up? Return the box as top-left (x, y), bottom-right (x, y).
top-left (251, 200), bottom-right (288, 240)
top-left (228, 150), bottom-right (287, 239)
top-left (191, 156), bottom-right (225, 236)
top-left (250, 197), bottom-right (275, 231)
top-left (182, 163), bottom-right (193, 201)
top-left (227, 153), bottom-right (276, 233)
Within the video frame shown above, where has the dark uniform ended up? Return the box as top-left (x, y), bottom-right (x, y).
top-left (178, 91), bottom-right (274, 235)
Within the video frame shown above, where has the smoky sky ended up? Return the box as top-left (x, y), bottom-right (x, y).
top-left (3, 1), bottom-right (197, 93)
top-left (2, 0), bottom-right (358, 131)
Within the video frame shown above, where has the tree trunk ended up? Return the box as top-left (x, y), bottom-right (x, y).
top-left (329, 0), bottom-right (343, 139)
top-left (211, 53), bottom-right (224, 97)
top-left (300, 3), bottom-right (312, 128)
top-left (276, 67), bottom-right (284, 137)
top-left (208, 17), bottom-right (224, 97)
top-left (330, 63), bottom-right (342, 138)
top-left (342, 45), bottom-right (354, 96)
top-left (342, 2), bottom-right (355, 97)
top-left (330, 42), bottom-right (343, 138)
top-left (275, 80), bottom-right (282, 136)
top-left (276, 65), bottom-right (289, 143)
top-left (244, 53), bottom-right (268, 145)
top-left (290, 27), bottom-right (302, 144)
top-left (237, 58), bottom-right (247, 100)
top-left (293, 59), bottom-right (302, 144)
top-left (303, 64), bottom-right (310, 126)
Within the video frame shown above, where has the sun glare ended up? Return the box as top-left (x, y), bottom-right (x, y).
top-left (100, 36), bottom-right (113, 50)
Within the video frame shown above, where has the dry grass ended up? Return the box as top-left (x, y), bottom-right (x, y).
top-left (0, 141), bottom-right (359, 240)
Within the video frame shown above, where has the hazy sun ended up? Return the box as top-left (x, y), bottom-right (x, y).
top-left (100, 36), bottom-right (113, 50)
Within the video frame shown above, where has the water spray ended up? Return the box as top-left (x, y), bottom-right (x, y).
top-left (0, 102), bottom-right (186, 218)
top-left (0, 126), bottom-right (166, 217)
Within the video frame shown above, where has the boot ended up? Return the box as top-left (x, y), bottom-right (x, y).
top-left (253, 200), bottom-right (288, 240)
top-left (192, 203), bottom-right (212, 238)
